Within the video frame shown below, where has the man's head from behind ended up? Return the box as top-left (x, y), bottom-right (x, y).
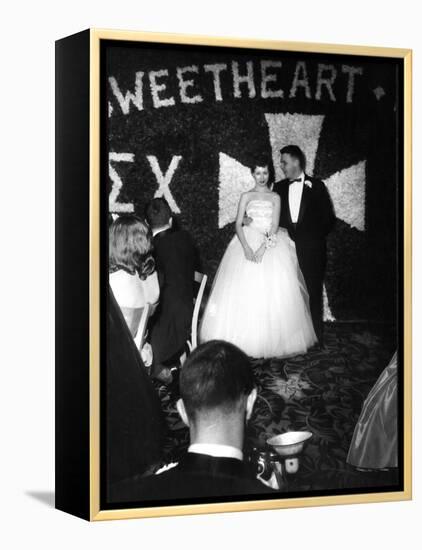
top-left (146, 197), bottom-right (172, 230)
top-left (177, 340), bottom-right (257, 446)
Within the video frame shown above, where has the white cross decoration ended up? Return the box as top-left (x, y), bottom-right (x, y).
top-left (218, 112), bottom-right (367, 320)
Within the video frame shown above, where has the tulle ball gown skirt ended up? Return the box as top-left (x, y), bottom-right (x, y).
top-left (199, 226), bottom-right (317, 358)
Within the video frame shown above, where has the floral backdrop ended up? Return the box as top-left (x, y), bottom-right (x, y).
top-left (105, 42), bottom-right (401, 322)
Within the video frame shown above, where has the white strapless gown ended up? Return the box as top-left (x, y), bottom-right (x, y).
top-left (199, 199), bottom-right (317, 358)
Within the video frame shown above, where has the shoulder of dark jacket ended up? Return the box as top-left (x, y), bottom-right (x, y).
top-left (305, 175), bottom-right (327, 189)
top-left (273, 178), bottom-right (289, 190)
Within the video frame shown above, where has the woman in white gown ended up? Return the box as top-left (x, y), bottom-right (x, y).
top-left (200, 158), bottom-right (317, 358)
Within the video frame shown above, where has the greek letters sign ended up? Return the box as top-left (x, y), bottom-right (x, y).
top-left (106, 45), bottom-right (399, 321)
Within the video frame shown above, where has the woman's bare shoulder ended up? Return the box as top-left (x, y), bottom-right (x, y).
top-left (239, 190), bottom-right (253, 203)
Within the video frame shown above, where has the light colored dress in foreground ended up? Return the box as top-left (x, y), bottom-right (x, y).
top-left (199, 199), bottom-right (317, 358)
top-left (347, 351), bottom-right (398, 469)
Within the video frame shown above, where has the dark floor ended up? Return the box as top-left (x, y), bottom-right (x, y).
top-left (154, 322), bottom-right (400, 493)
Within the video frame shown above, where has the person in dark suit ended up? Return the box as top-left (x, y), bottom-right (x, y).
top-left (273, 145), bottom-right (335, 346)
top-left (106, 286), bottom-right (164, 500)
top-left (146, 198), bottom-right (196, 384)
top-left (109, 340), bottom-right (274, 503)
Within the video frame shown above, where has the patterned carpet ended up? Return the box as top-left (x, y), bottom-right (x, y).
top-left (154, 323), bottom-right (399, 493)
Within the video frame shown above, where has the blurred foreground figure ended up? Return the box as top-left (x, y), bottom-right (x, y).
top-left (109, 340), bottom-right (274, 503)
top-left (347, 352), bottom-right (398, 470)
top-left (107, 286), bottom-right (163, 499)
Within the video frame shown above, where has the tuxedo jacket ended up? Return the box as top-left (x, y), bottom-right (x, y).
top-left (150, 228), bottom-right (196, 364)
top-left (273, 175), bottom-right (335, 244)
top-left (108, 452), bottom-right (274, 504)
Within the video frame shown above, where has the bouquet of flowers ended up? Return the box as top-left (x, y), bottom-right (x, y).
top-left (140, 342), bottom-right (153, 368)
top-left (264, 232), bottom-right (277, 249)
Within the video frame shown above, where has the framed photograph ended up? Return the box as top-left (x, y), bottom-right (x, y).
top-left (55, 28), bottom-right (412, 521)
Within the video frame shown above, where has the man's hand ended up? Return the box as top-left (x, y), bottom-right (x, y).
top-left (243, 214), bottom-right (253, 226)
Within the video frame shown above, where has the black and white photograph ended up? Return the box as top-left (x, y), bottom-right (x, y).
top-left (3, 0), bottom-right (422, 543)
top-left (101, 34), bottom-right (408, 513)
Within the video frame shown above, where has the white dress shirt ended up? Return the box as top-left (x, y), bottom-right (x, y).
top-left (288, 171), bottom-right (305, 223)
top-left (188, 443), bottom-right (244, 461)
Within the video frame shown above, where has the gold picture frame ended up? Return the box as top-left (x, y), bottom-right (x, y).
top-left (56, 28), bottom-right (412, 521)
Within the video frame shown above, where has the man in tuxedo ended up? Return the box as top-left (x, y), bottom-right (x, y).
top-left (273, 145), bottom-right (335, 346)
top-left (146, 198), bottom-right (196, 384)
top-left (109, 340), bottom-right (274, 503)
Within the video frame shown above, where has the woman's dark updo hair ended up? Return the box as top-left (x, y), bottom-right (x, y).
top-left (250, 155), bottom-right (275, 184)
top-left (109, 215), bottom-right (156, 280)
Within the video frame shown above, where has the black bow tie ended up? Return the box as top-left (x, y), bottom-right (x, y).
top-left (289, 177), bottom-right (302, 184)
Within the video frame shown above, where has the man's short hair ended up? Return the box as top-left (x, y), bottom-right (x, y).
top-left (279, 145), bottom-right (307, 170)
top-left (180, 340), bottom-right (255, 418)
top-left (146, 197), bottom-right (172, 229)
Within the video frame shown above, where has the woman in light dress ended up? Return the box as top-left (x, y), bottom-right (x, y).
top-left (109, 216), bottom-right (159, 367)
top-left (347, 351), bottom-right (398, 470)
top-left (200, 157), bottom-right (316, 358)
